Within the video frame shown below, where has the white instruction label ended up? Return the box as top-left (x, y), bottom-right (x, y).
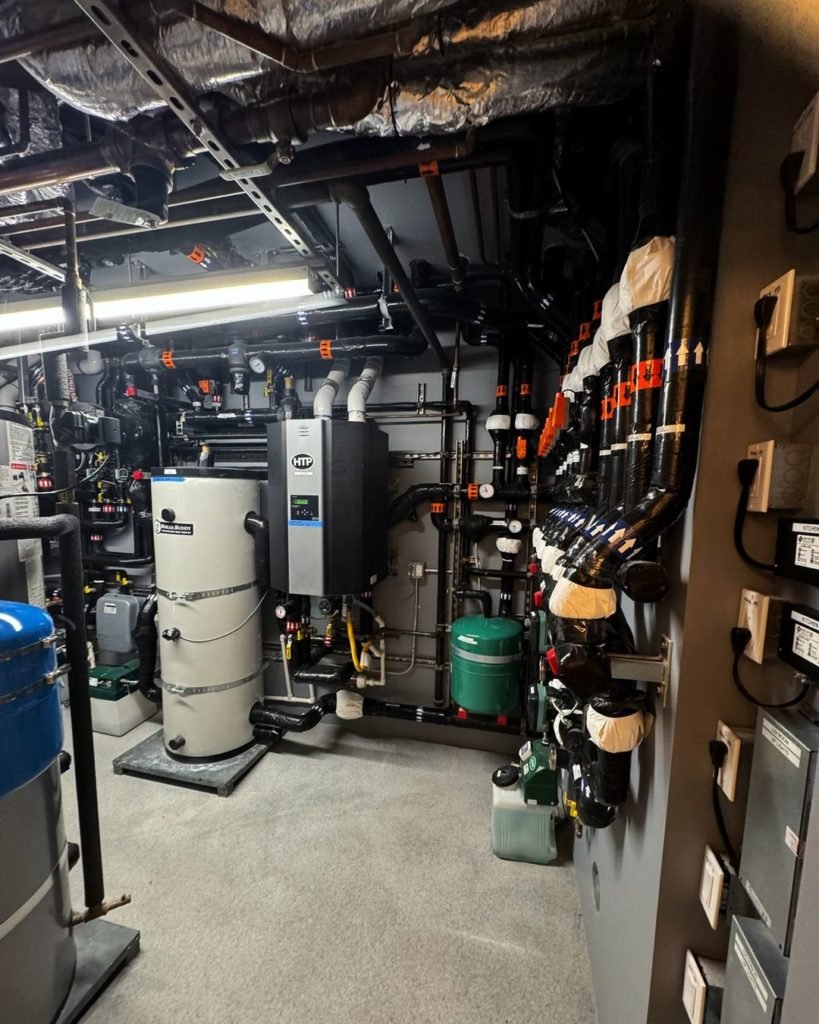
top-left (792, 611), bottom-right (819, 668)
top-left (785, 825), bottom-right (801, 857)
top-left (25, 556), bottom-right (45, 609)
top-left (742, 877), bottom-right (772, 928)
top-left (795, 531), bottom-right (819, 570)
top-left (734, 933), bottom-right (769, 1014)
top-left (762, 717), bottom-right (802, 767)
top-left (3, 421), bottom-right (39, 562)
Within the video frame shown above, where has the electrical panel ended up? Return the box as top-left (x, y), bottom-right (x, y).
top-left (774, 518), bottom-right (819, 586)
top-left (746, 441), bottom-right (813, 513)
top-left (267, 418), bottom-right (389, 596)
top-left (739, 709), bottom-right (819, 954)
top-left (778, 603), bottom-right (819, 681)
top-left (758, 269), bottom-right (819, 353)
top-left (721, 917), bottom-right (788, 1024)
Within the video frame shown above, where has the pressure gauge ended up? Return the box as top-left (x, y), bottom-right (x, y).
top-left (507, 518), bottom-right (524, 536)
top-left (478, 482), bottom-right (495, 499)
top-left (274, 603), bottom-right (289, 620)
top-left (248, 354), bottom-right (267, 375)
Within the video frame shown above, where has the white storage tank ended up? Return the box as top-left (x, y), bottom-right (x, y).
top-left (151, 467), bottom-right (264, 760)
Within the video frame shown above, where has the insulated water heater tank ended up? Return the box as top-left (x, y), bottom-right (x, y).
top-left (151, 468), bottom-right (264, 760)
top-left (450, 615), bottom-right (523, 714)
top-left (0, 600), bottom-right (75, 1024)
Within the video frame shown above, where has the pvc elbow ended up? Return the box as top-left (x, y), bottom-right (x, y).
top-left (348, 356), bottom-right (383, 422)
top-left (313, 359), bottom-right (351, 419)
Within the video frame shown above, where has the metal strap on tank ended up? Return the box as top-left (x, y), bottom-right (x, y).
top-left (0, 844), bottom-right (69, 942)
top-left (161, 664), bottom-right (263, 696)
top-left (156, 581), bottom-right (257, 602)
top-left (0, 633), bottom-right (57, 663)
top-left (0, 669), bottom-right (60, 705)
top-left (450, 648), bottom-right (522, 665)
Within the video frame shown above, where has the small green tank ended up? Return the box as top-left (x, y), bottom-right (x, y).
top-left (450, 614), bottom-right (523, 714)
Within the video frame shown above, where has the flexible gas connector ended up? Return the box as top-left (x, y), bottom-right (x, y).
top-left (346, 609), bottom-right (364, 674)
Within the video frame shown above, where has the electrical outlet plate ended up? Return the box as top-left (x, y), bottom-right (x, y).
top-left (746, 440), bottom-right (813, 512)
top-left (792, 89), bottom-right (819, 194)
top-left (759, 269), bottom-right (819, 354)
top-left (738, 589), bottom-right (783, 664)
top-left (716, 721), bottom-right (755, 801)
top-left (699, 845), bottom-right (726, 930)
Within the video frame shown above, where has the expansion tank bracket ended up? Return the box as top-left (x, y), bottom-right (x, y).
top-left (608, 635), bottom-right (672, 709)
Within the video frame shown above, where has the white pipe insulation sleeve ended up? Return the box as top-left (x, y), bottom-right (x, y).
top-left (585, 706), bottom-right (655, 753)
top-left (76, 348), bottom-right (103, 375)
top-left (561, 367), bottom-right (581, 394)
top-left (335, 690), bottom-right (365, 720)
top-left (496, 536), bottom-right (523, 556)
top-left (486, 413), bottom-right (511, 432)
top-left (514, 412), bottom-right (539, 431)
top-left (574, 345), bottom-right (595, 384)
top-left (619, 235), bottom-right (675, 314)
top-left (313, 359), bottom-right (351, 419)
top-left (539, 545), bottom-right (565, 575)
top-left (548, 577), bottom-right (617, 620)
top-left (347, 356), bottom-right (383, 422)
top-left (597, 282), bottom-right (630, 345)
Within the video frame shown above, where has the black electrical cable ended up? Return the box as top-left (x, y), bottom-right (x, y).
top-left (754, 295), bottom-right (819, 412)
top-left (708, 740), bottom-right (740, 871)
top-left (733, 459), bottom-right (776, 571)
top-left (731, 626), bottom-right (810, 708)
top-left (780, 150), bottom-right (819, 235)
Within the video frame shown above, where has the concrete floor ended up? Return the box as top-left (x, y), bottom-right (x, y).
top-left (63, 715), bottom-right (598, 1024)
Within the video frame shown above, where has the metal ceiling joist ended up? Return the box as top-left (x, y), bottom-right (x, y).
top-left (70, 0), bottom-right (342, 292)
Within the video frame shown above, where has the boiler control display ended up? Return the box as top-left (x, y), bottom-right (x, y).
top-left (289, 494), bottom-right (320, 522)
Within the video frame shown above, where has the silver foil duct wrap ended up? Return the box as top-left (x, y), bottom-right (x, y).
top-left (0, 88), bottom-right (67, 208)
top-left (1, 0), bottom-right (657, 125)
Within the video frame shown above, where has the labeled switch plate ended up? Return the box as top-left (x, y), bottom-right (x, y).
top-left (683, 949), bottom-right (726, 1024)
top-left (716, 721), bottom-right (756, 801)
top-left (746, 441), bottom-right (813, 513)
top-left (759, 270), bottom-right (819, 353)
top-left (700, 845), bottom-right (727, 930)
top-left (738, 589), bottom-right (784, 664)
top-left (792, 89), bottom-right (819, 194)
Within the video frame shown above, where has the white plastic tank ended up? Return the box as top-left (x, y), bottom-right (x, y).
top-left (151, 467), bottom-right (264, 759)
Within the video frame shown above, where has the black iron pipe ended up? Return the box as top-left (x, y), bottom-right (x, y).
top-left (621, 302), bottom-right (667, 509)
top-left (453, 588), bottom-right (492, 617)
top-left (0, 515), bottom-right (104, 909)
top-left (424, 173), bottom-right (466, 288)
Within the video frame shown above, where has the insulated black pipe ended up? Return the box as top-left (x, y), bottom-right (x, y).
top-left (621, 303), bottom-right (667, 509)
top-left (562, 10), bottom-right (736, 585)
top-left (489, 346), bottom-right (511, 490)
top-left (0, 515), bottom-right (104, 910)
top-left (434, 373), bottom-right (454, 706)
top-left (243, 511), bottom-right (270, 585)
top-left (605, 333), bottom-right (634, 510)
top-left (596, 364), bottom-right (615, 508)
top-left (135, 593), bottom-right (161, 704)
top-left (327, 182), bottom-right (451, 370)
top-left (122, 334), bottom-right (427, 373)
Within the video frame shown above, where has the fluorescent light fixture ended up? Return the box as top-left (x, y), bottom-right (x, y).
top-left (0, 266), bottom-right (315, 340)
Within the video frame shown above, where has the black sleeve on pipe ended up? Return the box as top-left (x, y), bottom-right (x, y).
top-left (244, 511), bottom-right (270, 584)
top-left (388, 482), bottom-right (455, 525)
top-left (135, 593), bottom-right (161, 703)
top-left (454, 588), bottom-right (492, 618)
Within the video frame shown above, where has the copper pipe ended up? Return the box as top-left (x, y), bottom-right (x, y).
top-left (0, 145), bottom-right (120, 198)
top-left (423, 173), bottom-right (465, 288)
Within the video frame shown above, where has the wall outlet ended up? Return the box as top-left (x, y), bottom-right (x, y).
top-left (683, 949), bottom-right (726, 1024)
top-left (759, 269), bottom-right (819, 354)
top-left (792, 90), bottom-right (819, 194)
top-left (699, 845), bottom-right (727, 930)
top-left (738, 589), bottom-right (784, 663)
top-left (716, 721), bottom-right (756, 802)
top-left (746, 440), bottom-right (813, 512)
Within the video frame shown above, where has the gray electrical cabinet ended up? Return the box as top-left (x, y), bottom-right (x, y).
top-left (267, 418), bottom-right (389, 597)
top-left (739, 709), bottom-right (819, 954)
top-left (722, 917), bottom-right (788, 1024)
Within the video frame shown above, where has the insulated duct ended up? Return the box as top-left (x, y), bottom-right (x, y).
top-left (2, 1), bottom-right (659, 129)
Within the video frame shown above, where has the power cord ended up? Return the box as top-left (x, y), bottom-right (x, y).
top-left (709, 739), bottom-right (740, 872)
top-left (733, 459), bottom-right (776, 571)
top-left (754, 295), bottom-right (819, 412)
top-left (731, 626), bottom-right (809, 708)
top-left (781, 150), bottom-right (819, 235)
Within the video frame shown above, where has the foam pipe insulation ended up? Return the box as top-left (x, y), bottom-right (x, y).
top-left (0, 1), bottom-right (659, 127)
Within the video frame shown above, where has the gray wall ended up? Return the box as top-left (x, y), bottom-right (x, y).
top-left (575, 23), bottom-right (819, 1024)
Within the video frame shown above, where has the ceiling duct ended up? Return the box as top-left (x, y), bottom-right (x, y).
top-left (0, 1), bottom-right (660, 129)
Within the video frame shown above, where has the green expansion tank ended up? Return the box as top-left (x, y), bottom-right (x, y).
top-left (450, 614), bottom-right (523, 714)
